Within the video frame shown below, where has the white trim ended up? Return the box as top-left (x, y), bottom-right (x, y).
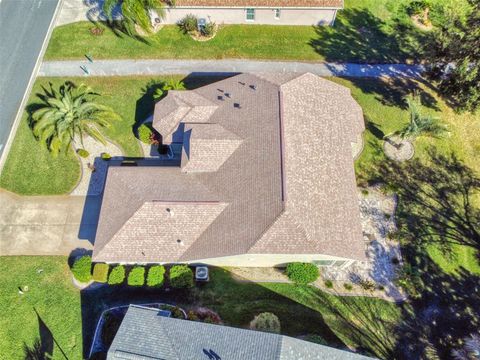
top-left (0, 0), bottom-right (64, 174)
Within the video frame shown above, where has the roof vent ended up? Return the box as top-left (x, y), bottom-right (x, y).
top-left (238, 81), bottom-right (246, 86)
top-left (225, 92), bottom-right (231, 98)
top-left (177, 239), bottom-right (184, 246)
top-left (250, 84), bottom-right (257, 90)
top-left (233, 103), bottom-right (241, 109)
top-left (166, 208), bottom-right (174, 217)
top-left (217, 95), bottom-right (224, 101)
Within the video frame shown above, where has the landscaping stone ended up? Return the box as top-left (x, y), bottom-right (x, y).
top-left (71, 136), bottom-right (123, 196)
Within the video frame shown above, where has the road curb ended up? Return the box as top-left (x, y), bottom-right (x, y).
top-left (0, 0), bottom-right (64, 174)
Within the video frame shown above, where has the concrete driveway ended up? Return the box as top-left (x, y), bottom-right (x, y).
top-left (0, 190), bottom-right (97, 255)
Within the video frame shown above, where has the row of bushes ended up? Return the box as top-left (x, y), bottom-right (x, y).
top-left (178, 14), bottom-right (216, 37)
top-left (71, 256), bottom-right (194, 288)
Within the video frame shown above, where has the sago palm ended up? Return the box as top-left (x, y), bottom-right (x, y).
top-left (31, 82), bottom-right (119, 156)
top-left (396, 94), bottom-right (448, 140)
top-left (103, 0), bottom-right (167, 36)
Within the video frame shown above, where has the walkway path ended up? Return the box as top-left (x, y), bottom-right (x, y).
top-left (39, 59), bottom-right (426, 78)
top-left (0, 190), bottom-right (96, 255)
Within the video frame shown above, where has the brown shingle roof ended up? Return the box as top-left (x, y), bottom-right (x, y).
top-left (93, 73), bottom-right (365, 263)
top-left (174, 0), bottom-right (343, 8)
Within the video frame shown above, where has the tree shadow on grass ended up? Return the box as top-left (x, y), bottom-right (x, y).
top-left (80, 268), bottom-right (348, 359)
top-left (346, 77), bottom-right (439, 110)
top-left (373, 149), bottom-right (480, 358)
top-left (309, 8), bottom-right (431, 64)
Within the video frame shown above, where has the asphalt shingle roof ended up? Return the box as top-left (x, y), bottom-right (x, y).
top-left (93, 73), bottom-right (366, 263)
top-left (107, 305), bottom-right (373, 360)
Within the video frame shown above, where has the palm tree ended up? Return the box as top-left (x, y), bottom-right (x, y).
top-left (396, 94), bottom-right (448, 141)
top-left (103, 0), bottom-right (167, 36)
top-left (31, 82), bottom-right (120, 156)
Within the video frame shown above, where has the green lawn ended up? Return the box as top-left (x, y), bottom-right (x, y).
top-left (0, 76), bottom-right (177, 195)
top-left (44, 0), bottom-right (431, 63)
top-left (0, 257), bottom-right (400, 359)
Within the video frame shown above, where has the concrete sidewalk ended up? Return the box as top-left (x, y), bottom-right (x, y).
top-left (39, 59), bottom-right (426, 78)
top-left (0, 190), bottom-right (96, 255)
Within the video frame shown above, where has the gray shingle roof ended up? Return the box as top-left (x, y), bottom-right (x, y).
top-left (93, 73), bottom-right (366, 263)
top-left (107, 305), bottom-right (373, 360)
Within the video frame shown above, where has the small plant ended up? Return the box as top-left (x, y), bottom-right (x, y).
top-left (90, 26), bottom-right (104, 36)
top-left (169, 265), bottom-right (194, 288)
top-left (128, 266), bottom-right (145, 286)
top-left (343, 282), bottom-right (353, 291)
top-left (324, 279), bottom-right (334, 288)
top-left (285, 262), bottom-right (320, 285)
top-left (201, 22), bottom-right (216, 37)
top-left (137, 123), bottom-right (154, 144)
top-left (77, 149), bottom-right (89, 158)
top-left (249, 312), bottom-right (281, 334)
top-left (187, 310), bottom-right (199, 321)
top-left (108, 265), bottom-right (125, 285)
top-left (391, 256), bottom-right (400, 265)
top-left (359, 279), bottom-right (376, 292)
top-left (305, 334), bottom-right (328, 345)
top-left (171, 306), bottom-right (185, 319)
top-left (71, 255), bottom-right (92, 283)
top-left (377, 285), bottom-right (385, 291)
top-left (361, 188), bottom-right (369, 196)
top-left (147, 265), bottom-right (166, 287)
top-left (93, 263), bottom-right (109, 283)
top-left (179, 14), bottom-right (198, 33)
top-left (101, 152), bottom-right (111, 160)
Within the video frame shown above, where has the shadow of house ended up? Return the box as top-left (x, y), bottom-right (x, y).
top-left (80, 268), bottom-right (347, 359)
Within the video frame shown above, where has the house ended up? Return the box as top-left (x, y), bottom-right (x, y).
top-left (163, 0), bottom-right (344, 26)
top-left (55, 0), bottom-right (343, 27)
top-left (93, 72), bottom-right (366, 268)
top-left (107, 305), bottom-right (373, 360)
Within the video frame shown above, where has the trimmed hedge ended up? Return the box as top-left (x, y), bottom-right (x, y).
top-left (128, 266), bottom-right (145, 286)
top-left (250, 312), bottom-right (281, 334)
top-left (108, 265), bottom-right (125, 285)
top-left (93, 263), bottom-right (109, 283)
top-left (71, 255), bottom-right (92, 283)
top-left (147, 265), bottom-right (166, 287)
top-left (169, 265), bottom-right (193, 288)
top-left (285, 262), bottom-right (319, 285)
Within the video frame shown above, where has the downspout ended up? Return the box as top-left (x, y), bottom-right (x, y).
top-left (331, 9), bottom-right (338, 26)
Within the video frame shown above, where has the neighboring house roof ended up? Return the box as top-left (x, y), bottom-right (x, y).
top-left (107, 305), bottom-right (373, 360)
top-left (174, 0), bottom-right (343, 8)
top-left (93, 73), bottom-right (365, 263)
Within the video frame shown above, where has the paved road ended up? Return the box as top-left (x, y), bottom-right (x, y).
top-left (0, 190), bottom-right (97, 255)
top-left (40, 59), bottom-right (426, 78)
top-left (0, 0), bottom-right (59, 162)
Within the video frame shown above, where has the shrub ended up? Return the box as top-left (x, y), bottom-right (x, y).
top-left (128, 266), bottom-right (145, 286)
top-left (343, 282), bottom-right (353, 291)
top-left (324, 280), bottom-right (334, 288)
top-left (93, 263), bottom-right (109, 283)
top-left (169, 265), bottom-right (194, 288)
top-left (249, 312), bottom-right (281, 334)
top-left (179, 14), bottom-right (197, 33)
top-left (108, 265), bottom-right (125, 285)
top-left (201, 22), bottom-right (216, 37)
top-left (187, 310), bottom-right (199, 321)
top-left (71, 255), bottom-right (92, 283)
top-left (101, 312), bottom-right (122, 347)
top-left (305, 334), bottom-right (328, 345)
top-left (101, 152), bottom-right (111, 160)
top-left (285, 262), bottom-right (319, 285)
top-left (137, 123), bottom-right (154, 144)
top-left (359, 279), bottom-right (376, 292)
top-left (406, 0), bottom-right (430, 16)
top-left (77, 149), bottom-right (89, 158)
top-left (171, 306), bottom-right (185, 319)
top-left (147, 265), bottom-right (166, 287)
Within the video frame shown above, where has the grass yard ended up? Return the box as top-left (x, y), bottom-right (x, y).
top-left (44, 0), bottom-right (442, 63)
top-left (0, 257), bottom-right (401, 359)
top-left (0, 76), bottom-right (181, 195)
